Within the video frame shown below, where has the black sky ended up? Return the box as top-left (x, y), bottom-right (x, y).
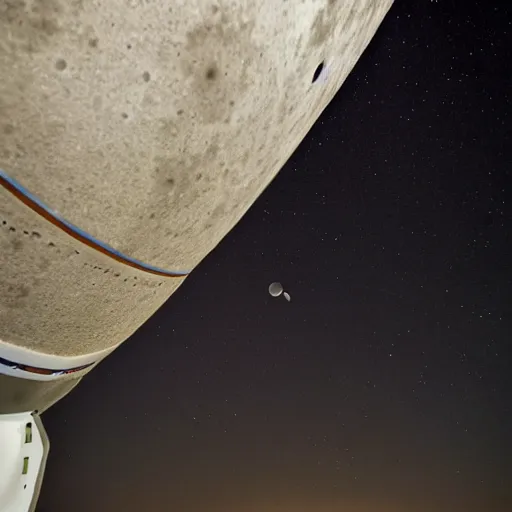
top-left (38, 1), bottom-right (511, 511)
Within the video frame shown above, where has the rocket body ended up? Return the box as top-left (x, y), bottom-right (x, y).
top-left (0, 2), bottom-right (393, 509)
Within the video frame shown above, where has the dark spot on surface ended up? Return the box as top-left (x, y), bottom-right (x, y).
top-left (114, 273), bottom-right (121, 277)
top-left (121, 112), bottom-right (129, 119)
top-left (229, 100), bottom-right (235, 106)
top-left (149, 213), bottom-right (155, 219)
top-left (211, 202), bottom-right (225, 220)
top-left (75, 250), bottom-right (80, 254)
top-left (1, 0), bottom-right (63, 54)
top-left (55, 58), bottom-right (67, 71)
top-left (48, 241), bottom-right (55, 247)
top-left (205, 65), bottom-right (218, 81)
top-left (196, 173), bottom-right (203, 181)
top-left (17, 285), bottom-right (30, 298)
top-left (23, 230), bottom-right (29, 235)
top-left (3, 124), bottom-right (14, 135)
top-left (31, 231), bottom-right (41, 239)
top-left (309, 9), bottom-right (333, 47)
top-left (9, 227), bottom-right (16, 232)
top-left (166, 178), bottom-right (175, 186)
top-left (127, 43), bottom-right (132, 50)
top-left (142, 71), bottom-right (151, 82)
top-left (11, 238), bottom-right (23, 251)
top-left (312, 61), bottom-right (325, 83)
top-left (88, 38), bottom-right (99, 48)
top-left (177, 109), bottom-right (184, 116)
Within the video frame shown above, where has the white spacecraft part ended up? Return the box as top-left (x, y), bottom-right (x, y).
top-left (0, 413), bottom-right (49, 512)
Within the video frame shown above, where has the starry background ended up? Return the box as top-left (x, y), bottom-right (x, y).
top-left (37, 1), bottom-right (511, 511)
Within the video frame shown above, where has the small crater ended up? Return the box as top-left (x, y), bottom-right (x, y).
top-left (88, 38), bottom-right (99, 48)
top-left (55, 58), bottom-right (67, 71)
top-left (177, 109), bottom-right (184, 116)
top-left (9, 227), bottom-right (16, 232)
top-left (196, 173), bottom-right (203, 181)
top-left (121, 112), bottom-right (129, 119)
top-left (142, 71), bottom-right (151, 82)
top-left (312, 61), bottom-right (325, 83)
top-left (166, 178), bottom-right (175, 186)
top-left (205, 65), bottom-right (218, 81)
top-left (48, 241), bottom-right (55, 247)
top-left (127, 43), bottom-right (132, 50)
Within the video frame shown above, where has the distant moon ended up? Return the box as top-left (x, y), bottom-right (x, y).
top-left (268, 282), bottom-right (283, 297)
top-left (283, 292), bottom-right (291, 302)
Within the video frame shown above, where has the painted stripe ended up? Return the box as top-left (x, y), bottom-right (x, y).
top-left (0, 356), bottom-right (93, 377)
top-left (0, 338), bottom-right (117, 381)
top-left (0, 169), bottom-right (191, 278)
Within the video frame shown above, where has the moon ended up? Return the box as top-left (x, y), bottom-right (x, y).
top-left (269, 282), bottom-right (284, 297)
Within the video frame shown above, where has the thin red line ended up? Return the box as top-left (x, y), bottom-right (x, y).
top-left (1, 175), bottom-right (188, 278)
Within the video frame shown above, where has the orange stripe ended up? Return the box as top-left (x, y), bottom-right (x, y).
top-left (1, 174), bottom-right (189, 278)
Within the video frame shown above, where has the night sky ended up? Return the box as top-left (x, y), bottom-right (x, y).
top-left (38, 1), bottom-right (511, 511)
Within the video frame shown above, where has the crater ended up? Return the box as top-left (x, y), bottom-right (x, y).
top-left (205, 65), bottom-right (218, 81)
top-left (55, 58), bottom-right (67, 71)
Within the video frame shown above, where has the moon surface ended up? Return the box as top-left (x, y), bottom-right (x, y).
top-left (0, 1), bottom-right (393, 413)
